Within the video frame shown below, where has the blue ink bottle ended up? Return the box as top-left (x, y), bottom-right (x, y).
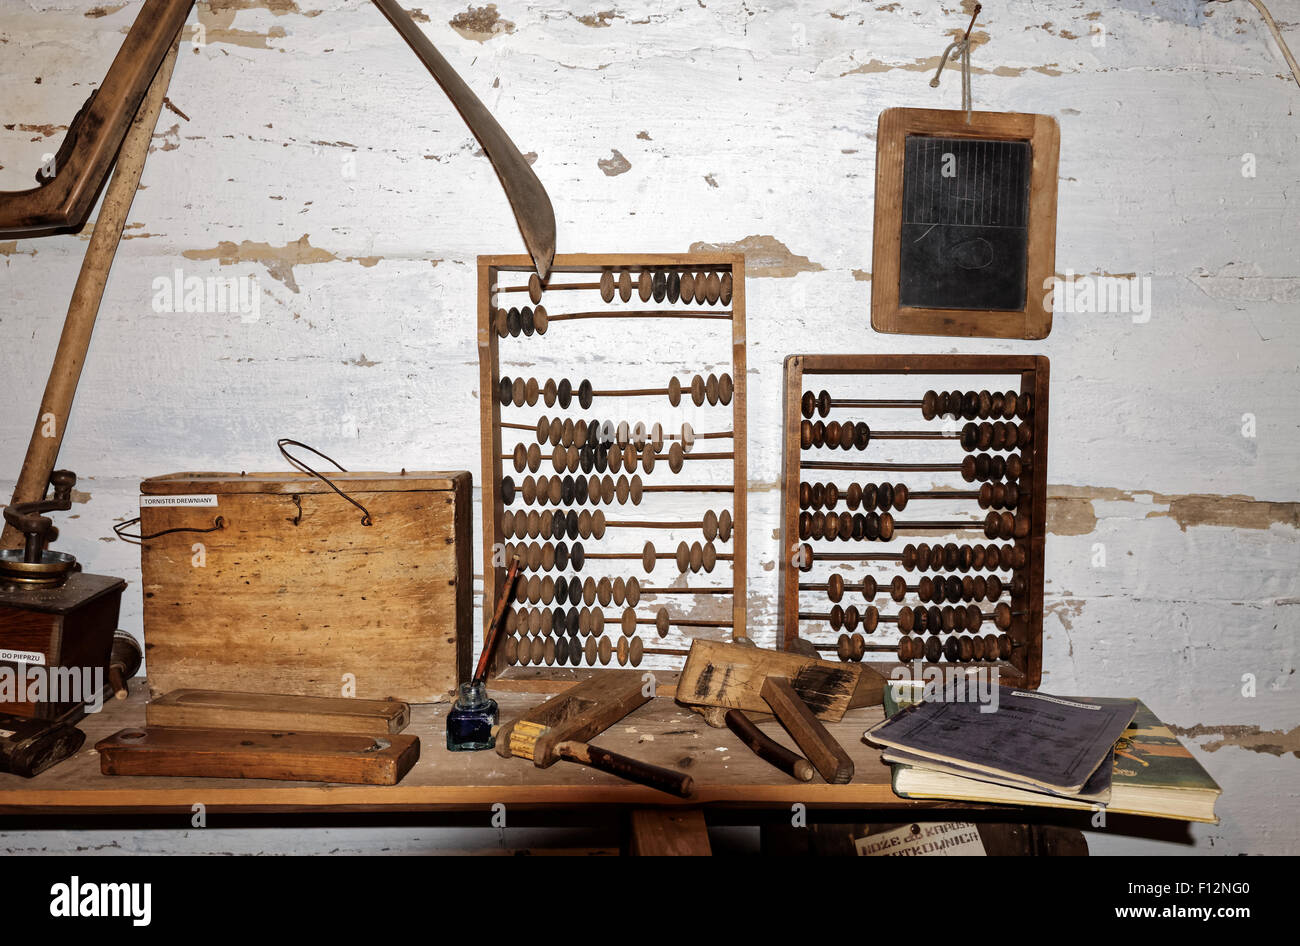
top-left (446, 680), bottom-right (498, 751)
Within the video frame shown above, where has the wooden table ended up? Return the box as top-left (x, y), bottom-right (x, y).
top-left (0, 682), bottom-right (1084, 855)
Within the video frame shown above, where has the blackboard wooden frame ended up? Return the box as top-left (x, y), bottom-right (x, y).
top-left (871, 108), bottom-right (1060, 340)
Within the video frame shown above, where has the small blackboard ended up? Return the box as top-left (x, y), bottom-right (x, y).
top-left (899, 135), bottom-right (1031, 311)
top-left (872, 108), bottom-right (1059, 340)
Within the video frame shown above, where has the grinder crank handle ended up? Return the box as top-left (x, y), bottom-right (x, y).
top-left (555, 740), bottom-right (695, 798)
top-left (2, 470), bottom-right (76, 561)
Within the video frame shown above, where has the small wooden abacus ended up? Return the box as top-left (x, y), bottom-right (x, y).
top-left (478, 254), bottom-right (747, 692)
top-left (778, 355), bottom-right (1049, 687)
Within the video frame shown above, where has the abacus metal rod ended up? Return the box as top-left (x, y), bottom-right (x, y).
top-left (605, 518), bottom-right (724, 529)
top-left (801, 428), bottom-right (969, 446)
top-left (640, 586), bottom-right (734, 594)
top-left (583, 551), bottom-right (736, 561)
top-left (648, 617), bottom-right (733, 628)
top-left (891, 519), bottom-right (991, 530)
top-left (643, 484), bottom-right (735, 493)
top-left (523, 418), bottom-right (735, 445)
top-left (823, 398), bottom-right (922, 409)
top-left (815, 641), bottom-right (901, 654)
top-left (545, 310), bottom-right (733, 322)
top-left (662, 451), bottom-right (734, 461)
top-left (801, 461), bottom-right (965, 472)
top-left (499, 280), bottom-right (602, 293)
top-left (797, 611), bottom-right (902, 624)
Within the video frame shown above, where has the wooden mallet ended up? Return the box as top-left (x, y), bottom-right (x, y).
top-left (495, 671), bottom-right (694, 798)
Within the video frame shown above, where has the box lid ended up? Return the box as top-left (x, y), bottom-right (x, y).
top-left (0, 572), bottom-right (126, 614)
top-left (140, 471), bottom-right (470, 495)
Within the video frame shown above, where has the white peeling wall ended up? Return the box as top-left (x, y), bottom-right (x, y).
top-left (1, 0), bottom-right (1296, 855)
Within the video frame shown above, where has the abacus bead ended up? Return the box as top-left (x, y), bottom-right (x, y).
top-left (828, 573), bottom-right (845, 602)
top-left (837, 633), bottom-right (853, 662)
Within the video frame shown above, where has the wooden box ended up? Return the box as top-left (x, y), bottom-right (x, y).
top-left (138, 471), bottom-right (472, 703)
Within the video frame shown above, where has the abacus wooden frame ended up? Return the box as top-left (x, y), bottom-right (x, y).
top-left (478, 253), bottom-right (748, 692)
top-left (777, 354), bottom-right (1048, 688)
top-left (870, 107), bottom-right (1060, 341)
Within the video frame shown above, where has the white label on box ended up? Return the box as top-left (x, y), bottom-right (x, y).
top-left (0, 649), bottom-right (45, 666)
top-left (855, 821), bottom-right (986, 857)
top-left (0, 729), bottom-right (15, 739)
top-left (139, 494), bottom-right (219, 508)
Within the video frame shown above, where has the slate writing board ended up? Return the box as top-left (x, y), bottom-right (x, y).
top-left (899, 135), bottom-right (1032, 312)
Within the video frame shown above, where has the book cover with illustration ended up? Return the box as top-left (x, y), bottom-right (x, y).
top-left (885, 693), bottom-right (1221, 823)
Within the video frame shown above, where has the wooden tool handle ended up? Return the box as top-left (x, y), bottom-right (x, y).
top-left (761, 676), bottom-right (854, 784)
top-left (2, 31), bottom-right (183, 548)
top-left (474, 556), bottom-right (521, 683)
top-left (556, 740), bottom-right (695, 798)
top-left (371, 0), bottom-right (554, 278)
top-left (108, 631), bottom-right (144, 700)
top-left (724, 709), bottom-right (813, 782)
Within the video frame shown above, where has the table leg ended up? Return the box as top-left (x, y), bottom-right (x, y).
top-left (627, 808), bottom-right (712, 856)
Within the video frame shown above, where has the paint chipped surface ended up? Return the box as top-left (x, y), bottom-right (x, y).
top-left (597, 149), bottom-right (632, 176)
top-left (1173, 724), bottom-right (1300, 757)
top-left (688, 235), bottom-right (824, 278)
top-left (449, 4), bottom-right (515, 42)
top-left (1047, 486), bottom-right (1300, 536)
top-left (195, 3), bottom-right (290, 49)
top-left (576, 11), bottom-right (621, 28)
top-left (181, 235), bottom-right (380, 292)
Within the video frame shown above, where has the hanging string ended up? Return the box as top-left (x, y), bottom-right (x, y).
top-left (930, 4), bottom-right (981, 123)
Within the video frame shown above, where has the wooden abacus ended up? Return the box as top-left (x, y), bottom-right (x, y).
top-left (778, 355), bottom-right (1048, 687)
top-left (479, 254), bottom-right (747, 692)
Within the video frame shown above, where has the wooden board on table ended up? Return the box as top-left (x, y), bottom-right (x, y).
top-left (95, 726), bottom-right (420, 785)
top-left (146, 689), bottom-right (411, 734)
top-left (677, 640), bottom-right (881, 722)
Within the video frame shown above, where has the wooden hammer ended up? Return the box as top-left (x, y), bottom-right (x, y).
top-left (495, 671), bottom-right (694, 798)
top-left (678, 638), bottom-right (877, 784)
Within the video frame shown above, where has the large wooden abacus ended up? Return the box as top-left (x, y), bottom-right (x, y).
top-left (778, 355), bottom-right (1048, 688)
top-left (478, 254), bottom-right (747, 691)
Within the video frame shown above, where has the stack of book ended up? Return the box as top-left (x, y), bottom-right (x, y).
top-left (866, 686), bottom-right (1220, 823)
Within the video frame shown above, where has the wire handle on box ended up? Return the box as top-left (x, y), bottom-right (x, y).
top-left (113, 516), bottom-right (225, 545)
top-left (277, 439), bottom-right (374, 527)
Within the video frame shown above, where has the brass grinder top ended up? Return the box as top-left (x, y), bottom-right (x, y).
top-left (1, 470), bottom-right (79, 586)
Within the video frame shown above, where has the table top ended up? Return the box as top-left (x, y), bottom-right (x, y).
top-left (0, 680), bottom-right (963, 815)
